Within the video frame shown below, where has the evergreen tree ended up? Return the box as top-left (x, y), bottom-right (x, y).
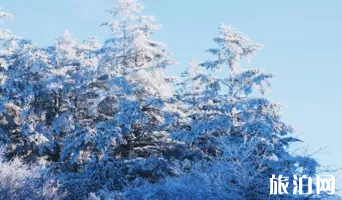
top-left (0, 36), bottom-right (52, 160)
top-left (174, 24), bottom-right (320, 199)
top-left (60, 0), bottom-right (184, 181)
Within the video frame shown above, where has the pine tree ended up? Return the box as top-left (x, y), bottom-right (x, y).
top-left (91, 0), bottom-right (180, 159)
top-left (0, 35), bottom-right (52, 160)
top-left (174, 24), bottom-right (319, 199)
top-left (60, 0), bottom-right (184, 178)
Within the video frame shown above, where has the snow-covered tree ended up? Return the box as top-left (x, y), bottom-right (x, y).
top-left (198, 24), bottom-right (303, 158)
top-left (173, 24), bottom-right (323, 199)
top-left (0, 37), bottom-right (52, 160)
top-left (55, 2), bottom-right (187, 197)
top-left (47, 30), bottom-right (100, 119)
top-left (40, 31), bottom-right (101, 164)
top-left (61, 0), bottom-right (180, 164)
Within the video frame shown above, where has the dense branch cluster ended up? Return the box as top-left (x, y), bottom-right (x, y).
top-left (0, 1), bottom-right (332, 199)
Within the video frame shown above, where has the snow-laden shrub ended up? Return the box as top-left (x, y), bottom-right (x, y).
top-left (120, 139), bottom-right (322, 200)
top-left (59, 157), bottom-right (128, 200)
top-left (0, 149), bottom-right (63, 200)
top-left (60, 156), bottom-right (180, 199)
top-left (119, 141), bottom-right (258, 200)
top-left (125, 156), bottom-right (179, 182)
top-left (121, 165), bottom-right (244, 200)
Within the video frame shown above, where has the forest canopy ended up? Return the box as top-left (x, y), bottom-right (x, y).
top-left (0, 0), bottom-right (337, 199)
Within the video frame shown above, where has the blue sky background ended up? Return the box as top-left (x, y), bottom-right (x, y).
top-left (1, 0), bottom-right (341, 185)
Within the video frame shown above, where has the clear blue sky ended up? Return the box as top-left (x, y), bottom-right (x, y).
top-left (1, 0), bottom-right (341, 179)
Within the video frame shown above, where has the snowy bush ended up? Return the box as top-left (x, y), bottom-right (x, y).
top-left (0, 149), bottom-right (63, 200)
top-left (59, 157), bottom-right (128, 199)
